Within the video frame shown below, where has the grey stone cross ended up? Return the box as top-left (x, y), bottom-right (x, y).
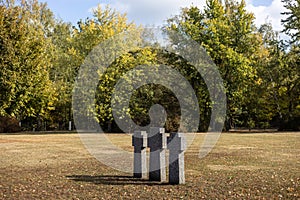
top-left (147, 127), bottom-right (167, 182)
top-left (132, 131), bottom-right (148, 178)
top-left (167, 132), bottom-right (186, 184)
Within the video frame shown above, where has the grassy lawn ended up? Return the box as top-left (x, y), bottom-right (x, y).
top-left (0, 132), bottom-right (299, 199)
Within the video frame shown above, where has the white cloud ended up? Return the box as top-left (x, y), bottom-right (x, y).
top-left (126, 0), bottom-right (207, 25)
top-left (90, 0), bottom-right (288, 36)
top-left (245, 0), bottom-right (287, 32)
top-left (90, 0), bottom-right (206, 25)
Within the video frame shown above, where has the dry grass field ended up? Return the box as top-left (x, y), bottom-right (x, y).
top-left (0, 132), bottom-right (299, 199)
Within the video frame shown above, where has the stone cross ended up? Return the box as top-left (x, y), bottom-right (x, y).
top-left (132, 131), bottom-right (148, 178)
top-left (167, 132), bottom-right (186, 184)
top-left (147, 127), bottom-right (167, 182)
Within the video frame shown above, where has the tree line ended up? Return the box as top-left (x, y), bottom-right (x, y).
top-left (0, 0), bottom-right (299, 132)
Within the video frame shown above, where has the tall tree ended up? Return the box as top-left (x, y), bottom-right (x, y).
top-left (282, 0), bottom-right (300, 44)
top-left (48, 21), bottom-right (74, 129)
top-left (281, 0), bottom-right (300, 130)
top-left (0, 0), bottom-right (56, 128)
top-left (166, 0), bottom-right (266, 130)
top-left (63, 5), bottom-right (143, 131)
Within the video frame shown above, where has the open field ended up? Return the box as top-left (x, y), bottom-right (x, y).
top-left (0, 132), bottom-right (299, 199)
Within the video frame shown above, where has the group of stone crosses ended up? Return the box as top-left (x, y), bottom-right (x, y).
top-left (132, 127), bottom-right (186, 184)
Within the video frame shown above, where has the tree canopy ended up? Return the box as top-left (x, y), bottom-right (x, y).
top-left (0, 0), bottom-right (299, 132)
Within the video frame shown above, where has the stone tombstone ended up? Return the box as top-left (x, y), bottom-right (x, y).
top-left (132, 131), bottom-right (148, 178)
top-left (167, 132), bottom-right (186, 184)
top-left (147, 127), bottom-right (167, 182)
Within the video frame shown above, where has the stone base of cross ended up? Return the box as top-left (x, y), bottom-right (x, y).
top-left (132, 127), bottom-right (186, 184)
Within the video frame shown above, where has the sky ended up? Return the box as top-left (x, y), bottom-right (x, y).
top-left (39, 0), bottom-right (287, 38)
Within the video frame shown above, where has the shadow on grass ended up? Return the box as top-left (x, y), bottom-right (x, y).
top-left (66, 175), bottom-right (170, 186)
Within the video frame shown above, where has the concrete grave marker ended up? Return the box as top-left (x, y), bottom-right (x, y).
top-left (132, 128), bottom-right (187, 184)
top-left (167, 132), bottom-right (186, 184)
top-left (147, 127), bottom-right (167, 182)
top-left (132, 131), bottom-right (148, 178)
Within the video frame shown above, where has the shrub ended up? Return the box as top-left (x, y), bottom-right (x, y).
top-left (0, 116), bottom-right (21, 133)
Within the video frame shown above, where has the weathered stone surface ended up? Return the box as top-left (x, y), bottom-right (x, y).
top-left (132, 131), bottom-right (148, 178)
top-left (148, 127), bottom-right (167, 182)
top-left (167, 132), bottom-right (186, 184)
top-left (132, 128), bottom-right (187, 184)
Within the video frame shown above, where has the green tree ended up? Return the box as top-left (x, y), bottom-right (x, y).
top-left (66, 5), bottom-right (144, 131)
top-left (0, 0), bottom-right (56, 129)
top-left (166, 0), bottom-right (266, 130)
top-left (96, 46), bottom-right (206, 132)
top-left (281, 0), bottom-right (300, 130)
top-left (282, 0), bottom-right (300, 43)
top-left (48, 21), bottom-right (74, 129)
top-left (278, 45), bottom-right (300, 130)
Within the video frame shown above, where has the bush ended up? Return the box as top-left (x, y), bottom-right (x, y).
top-left (0, 116), bottom-right (21, 133)
top-left (278, 117), bottom-right (300, 131)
